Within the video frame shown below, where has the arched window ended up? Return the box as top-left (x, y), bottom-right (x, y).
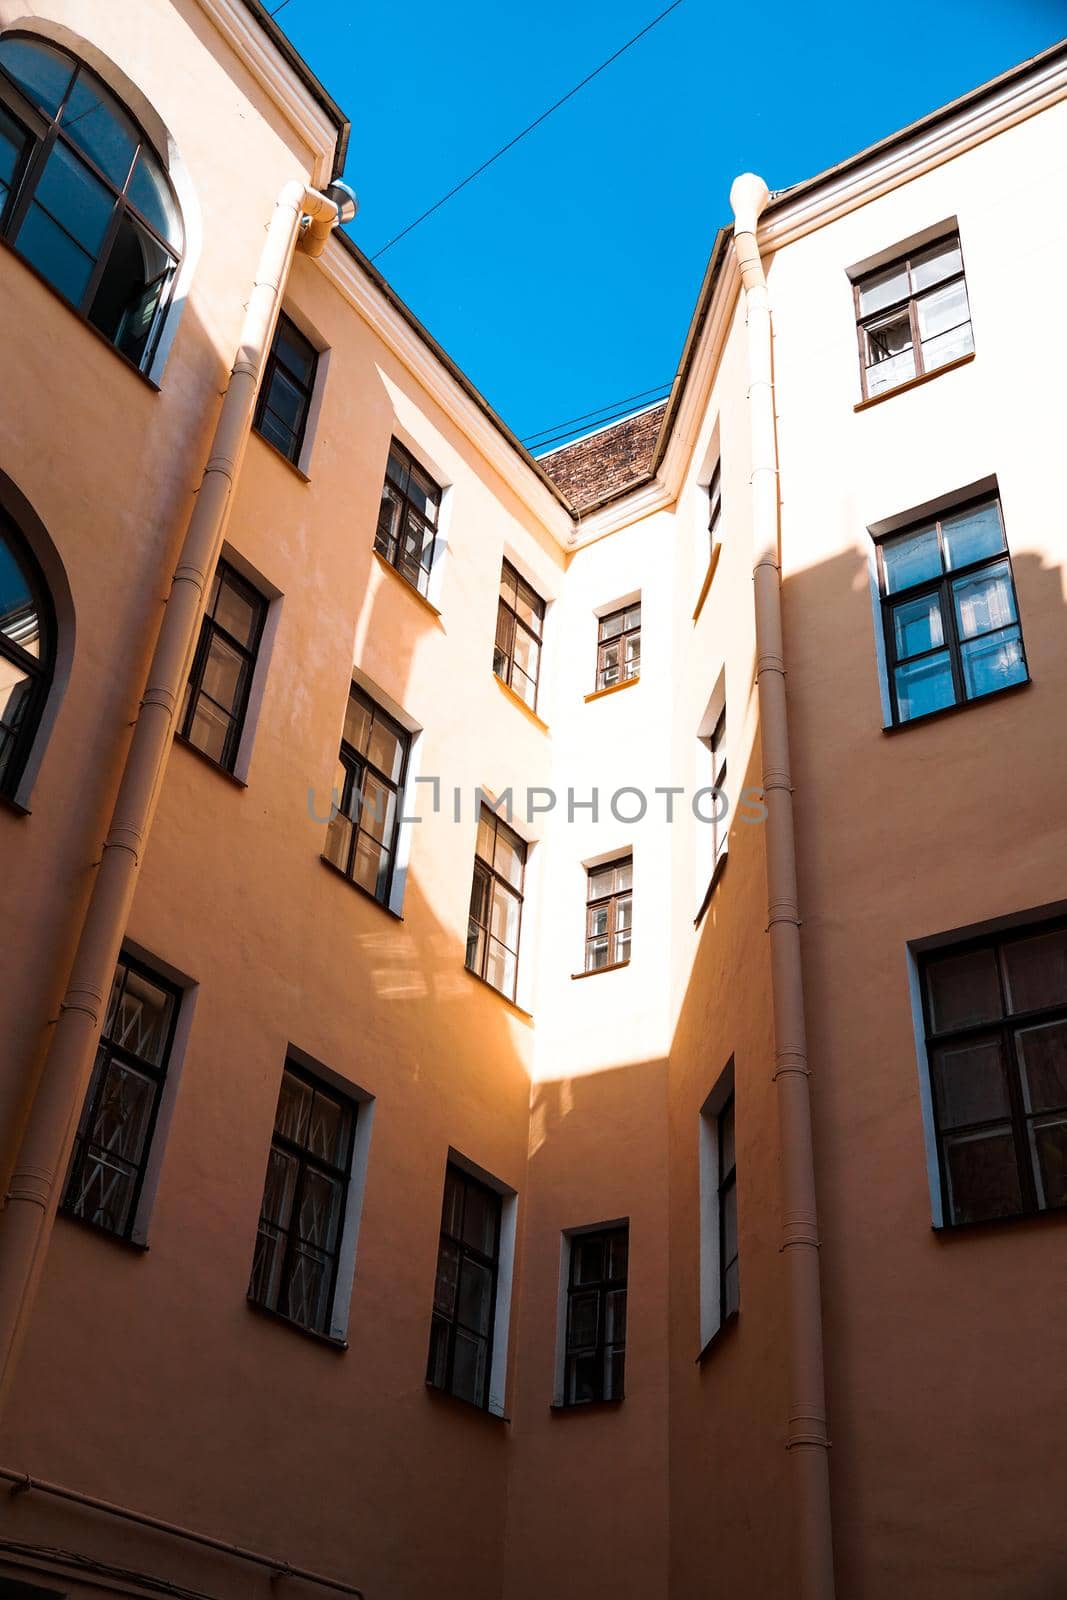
top-left (0, 508), bottom-right (55, 798)
top-left (0, 34), bottom-right (183, 370)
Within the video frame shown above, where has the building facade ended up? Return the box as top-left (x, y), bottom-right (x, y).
top-left (0, 4), bottom-right (1064, 1597)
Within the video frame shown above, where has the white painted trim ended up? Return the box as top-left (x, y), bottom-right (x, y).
top-left (865, 542), bottom-right (893, 730)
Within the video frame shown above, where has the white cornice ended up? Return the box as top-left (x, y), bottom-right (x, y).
top-left (319, 243), bottom-right (574, 545)
top-left (195, 0), bottom-right (337, 186)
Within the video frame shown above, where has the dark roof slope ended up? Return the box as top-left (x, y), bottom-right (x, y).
top-left (538, 402), bottom-right (667, 512)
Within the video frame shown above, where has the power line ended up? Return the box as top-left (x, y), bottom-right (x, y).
top-left (369, 0), bottom-right (687, 261)
top-left (269, 0), bottom-right (294, 16)
top-left (521, 384), bottom-right (673, 446)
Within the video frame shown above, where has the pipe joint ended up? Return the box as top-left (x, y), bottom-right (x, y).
top-left (781, 1214), bottom-right (822, 1251)
top-left (772, 1049), bottom-right (810, 1081)
top-left (5, 1168), bottom-right (52, 1210)
top-left (204, 454), bottom-right (237, 484)
top-left (767, 897), bottom-right (801, 929)
top-left (756, 652), bottom-right (786, 679)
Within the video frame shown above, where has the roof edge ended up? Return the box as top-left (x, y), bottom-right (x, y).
top-left (236, 0), bottom-right (350, 178)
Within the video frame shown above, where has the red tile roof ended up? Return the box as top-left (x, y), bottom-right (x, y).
top-left (538, 402), bottom-right (667, 512)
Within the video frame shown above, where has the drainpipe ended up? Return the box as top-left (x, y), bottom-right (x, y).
top-left (0, 178), bottom-right (354, 1406)
top-left (730, 172), bottom-right (835, 1600)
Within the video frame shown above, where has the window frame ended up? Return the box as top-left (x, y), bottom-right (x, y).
top-left (707, 458), bottom-right (722, 558)
top-left (0, 505), bottom-right (55, 800)
top-left (426, 1162), bottom-right (503, 1410)
top-left (374, 437), bottom-right (443, 599)
top-left (876, 495), bottom-right (1028, 727)
top-left (0, 33), bottom-right (184, 373)
top-left (919, 919), bottom-right (1067, 1229)
top-left (717, 1091), bottom-right (738, 1323)
top-left (494, 557), bottom-right (545, 713)
top-left (247, 1060), bottom-right (358, 1338)
top-left (561, 1223), bottom-right (629, 1407)
top-left (595, 602), bottom-right (641, 693)
top-left (466, 803), bottom-right (527, 1002)
top-left (853, 231), bottom-right (972, 402)
top-left (323, 682), bottom-right (411, 908)
top-left (584, 855), bottom-right (633, 973)
top-left (61, 951), bottom-right (181, 1243)
top-left (709, 708), bottom-right (727, 867)
top-left (177, 558), bottom-right (267, 773)
top-left (252, 311), bottom-right (318, 468)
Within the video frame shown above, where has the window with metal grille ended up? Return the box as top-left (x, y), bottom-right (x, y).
top-left (563, 1224), bottom-right (628, 1405)
top-left (0, 34), bottom-right (183, 370)
top-left (466, 804), bottom-right (526, 1002)
top-left (427, 1162), bottom-right (502, 1408)
top-left (876, 496), bottom-right (1027, 725)
top-left (494, 559), bottom-right (545, 712)
top-left (253, 312), bottom-right (317, 465)
top-left (0, 506), bottom-right (54, 798)
top-left (178, 559), bottom-right (267, 772)
top-left (248, 1064), bottom-right (356, 1336)
top-left (374, 439), bottom-right (442, 598)
top-left (596, 602), bottom-right (640, 691)
top-left (62, 953), bottom-right (180, 1241)
top-left (920, 922), bottom-right (1067, 1227)
top-left (323, 683), bottom-right (410, 906)
top-left (854, 232), bottom-right (972, 400)
top-left (717, 1092), bottom-right (738, 1321)
top-left (584, 857), bottom-right (632, 972)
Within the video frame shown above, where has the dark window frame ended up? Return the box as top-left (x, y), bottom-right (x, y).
top-left (0, 33), bottom-right (184, 373)
top-left (709, 707), bottom-right (727, 866)
top-left (0, 506), bottom-right (55, 799)
top-left (853, 231), bottom-right (972, 401)
top-left (920, 919), bottom-right (1067, 1228)
top-left (494, 558), bottom-right (545, 713)
top-left (374, 437), bottom-right (442, 599)
top-left (717, 1091), bottom-right (738, 1322)
top-left (466, 803), bottom-right (526, 1002)
top-left (247, 1060), bottom-right (357, 1338)
top-left (252, 311), bottom-right (318, 467)
top-left (595, 603), bottom-right (641, 692)
top-left (707, 458), bottom-right (722, 557)
top-left (584, 856), bottom-right (633, 973)
top-left (876, 495), bottom-right (1028, 727)
top-left (562, 1223), bottom-right (628, 1406)
top-left (323, 682), bottom-right (411, 908)
top-left (61, 951), bottom-right (181, 1243)
top-left (178, 558), bottom-right (267, 773)
top-left (426, 1162), bottom-right (502, 1410)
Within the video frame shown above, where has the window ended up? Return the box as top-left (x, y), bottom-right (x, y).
top-left (178, 559), bottom-right (266, 772)
top-left (0, 507), bottom-right (54, 797)
top-left (585, 856), bottom-right (632, 972)
top-left (855, 232), bottom-right (972, 399)
top-left (877, 496), bottom-right (1027, 724)
top-left (375, 439), bottom-right (442, 598)
top-left (466, 804), bottom-right (526, 1002)
top-left (253, 312), bottom-right (317, 466)
top-left (717, 1093), bottom-right (738, 1321)
top-left (709, 708), bottom-right (727, 868)
top-left (427, 1162), bottom-right (502, 1408)
top-left (707, 458), bottom-right (722, 559)
top-left (248, 1063), bottom-right (357, 1336)
top-left (563, 1225), bottom-right (628, 1405)
top-left (699, 1063), bottom-right (738, 1350)
top-left (323, 683), bottom-right (410, 906)
top-left (62, 953), bottom-right (180, 1240)
top-left (596, 602), bottom-right (640, 691)
top-left (0, 35), bottom-right (182, 369)
top-left (921, 922), bottom-right (1067, 1227)
top-left (494, 558), bottom-right (545, 712)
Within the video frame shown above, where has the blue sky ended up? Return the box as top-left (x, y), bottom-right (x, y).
top-left (273, 0), bottom-right (1064, 448)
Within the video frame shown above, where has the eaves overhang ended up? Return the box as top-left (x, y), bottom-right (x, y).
top-left (235, 0), bottom-right (350, 178)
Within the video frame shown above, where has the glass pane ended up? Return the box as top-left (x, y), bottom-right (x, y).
top-left (605, 1287), bottom-right (627, 1346)
top-left (511, 626), bottom-right (539, 687)
top-left (200, 634), bottom-right (243, 712)
top-left (323, 810), bottom-right (352, 874)
top-left (511, 664), bottom-right (537, 710)
top-left (110, 966), bottom-right (173, 1063)
top-left (465, 918), bottom-right (486, 977)
top-left (941, 503), bottom-right (1004, 571)
top-left (249, 1221), bottom-right (285, 1310)
top-left (89, 1058), bottom-right (155, 1164)
top-left (612, 928), bottom-right (630, 965)
top-left (343, 691), bottom-right (373, 756)
top-left (385, 447), bottom-right (409, 493)
top-left (261, 1145), bottom-right (298, 1228)
top-left (374, 485), bottom-right (400, 557)
top-left (573, 1234), bottom-right (604, 1285)
top-left (62, 73), bottom-right (137, 186)
top-left (352, 832), bottom-right (389, 901)
top-left (0, 38), bottom-right (75, 115)
top-left (441, 1166), bottom-right (465, 1239)
top-left (359, 773), bottom-right (396, 845)
top-left (367, 715), bottom-right (405, 784)
top-left (256, 407), bottom-right (296, 462)
top-left (489, 882), bottom-right (521, 950)
top-left (598, 642), bottom-right (620, 689)
top-left (960, 626), bottom-right (1026, 699)
top-left (722, 1182), bottom-right (738, 1261)
top-left (433, 1239), bottom-right (460, 1316)
top-left (475, 810), bottom-right (496, 866)
top-left (406, 462), bottom-right (439, 523)
top-left (485, 939), bottom-right (517, 999)
top-left (857, 261), bottom-right (908, 317)
top-left (952, 561), bottom-right (1016, 640)
top-left (606, 1348), bottom-right (626, 1400)
top-left (568, 1290), bottom-right (599, 1350)
top-left (307, 1088), bottom-right (349, 1165)
top-left (624, 636), bottom-right (640, 676)
top-left (615, 860), bottom-right (633, 892)
top-left (587, 906), bottom-right (609, 937)
top-left (187, 694), bottom-right (232, 763)
top-left (275, 1071), bottom-right (312, 1145)
top-left (1016, 1020), bottom-right (1067, 1113)
top-left (284, 1246), bottom-right (330, 1332)
top-left (1003, 931), bottom-right (1067, 1017)
top-left (925, 946), bottom-right (1002, 1033)
top-left (931, 1037), bottom-right (1009, 1129)
top-left (720, 1100), bottom-right (735, 1174)
top-left (88, 211), bottom-right (173, 366)
top-left (1029, 1117), bottom-right (1067, 1210)
top-left (586, 936), bottom-right (609, 970)
top-left (598, 612), bottom-right (623, 642)
top-left (615, 896), bottom-right (632, 931)
top-left (882, 525), bottom-right (942, 594)
top-left (0, 104), bottom-right (29, 206)
top-left (493, 829), bottom-right (525, 891)
top-left (32, 140), bottom-right (114, 253)
top-left (916, 280), bottom-right (969, 342)
top-left (126, 150), bottom-right (182, 247)
top-left (457, 1257), bottom-right (494, 1336)
top-left (296, 1168), bottom-right (343, 1253)
top-left (623, 605), bottom-right (641, 631)
top-left (723, 1259), bottom-right (740, 1319)
top-left (499, 563), bottom-right (517, 606)
top-left (608, 1231), bottom-right (628, 1279)
top-left (275, 321), bottom-right (316, 387)
top-left (426, 1314), bottom-right (450, 1387)
top-left (263, 367), bottom-right (304, 431)
top-left (450, 1330), bottom-right (487, 1405)
top-left (863, 310), bottom-right (914, 393)
top-left (910, 238), bottom-right (962, 291)
top-left (462, 1180), bottom-right (498, 1257)
top-left (894, 652), bottom-right (955, 721)
top-left (921, 322), bottom-right (974, 373)
top-left (211, 573), bottom-right (258, 647)
top-left (588, 868), bottom-right (614, 901)
top-left (892, 594), bottom-right (944, 659)
top-left (567, 1352), bottom-right (598, 1405)
top-left (15, 203), bottom-right (96, 306)
top-left (944, 1125), bottom-right (1023, 1224)
top-left (0, 535), bottom-right (40, 656)
top-left (515, 579), bottom-right (543, 632)
top-left (67, 1149), bottom-right (136, 1234)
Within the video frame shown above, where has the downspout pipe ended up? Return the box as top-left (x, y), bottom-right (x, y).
top-left (0, 180), bottom-right (344, 1406)
top-left (730, 172), bottom-right (836, 1600)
